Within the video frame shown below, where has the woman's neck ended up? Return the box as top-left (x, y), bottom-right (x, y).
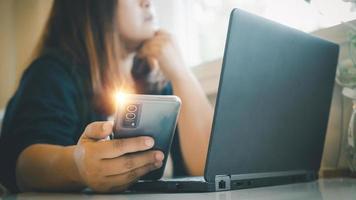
top-left (121, 52), bottom-right (135, 74)
top-left (120, 52), bottom-right (136, 92)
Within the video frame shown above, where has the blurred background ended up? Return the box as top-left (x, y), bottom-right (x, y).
top-left (0, 0), bottom-right (356, 175)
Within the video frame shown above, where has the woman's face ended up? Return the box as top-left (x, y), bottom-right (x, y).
top-left (118, 0), bottom-right (157, 48)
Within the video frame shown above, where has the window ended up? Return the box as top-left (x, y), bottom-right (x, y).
top-left (154, 0), bottom-right (356, 67)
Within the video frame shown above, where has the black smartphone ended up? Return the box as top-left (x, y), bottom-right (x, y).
top-left (113, 94), bottom-right (181, 180)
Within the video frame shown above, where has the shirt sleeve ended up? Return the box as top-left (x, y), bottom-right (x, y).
top-left (161, 83), bottom-right (188, 177)
top-left (0, 56), bottom-right (81, 192)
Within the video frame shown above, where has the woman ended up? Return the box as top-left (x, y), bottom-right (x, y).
top-left (0, 0), bottom-right (213, 193)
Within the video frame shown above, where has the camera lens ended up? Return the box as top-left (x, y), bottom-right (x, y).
top-left (127, 105), bottom-right (137, 112)
top-left (126, 113), bottom-right (136, 120)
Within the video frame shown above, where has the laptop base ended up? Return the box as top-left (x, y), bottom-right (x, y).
top-left (128, 172), bottom-right (317, 193)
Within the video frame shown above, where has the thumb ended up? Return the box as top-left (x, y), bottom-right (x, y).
top-left (79, 121), bottom-right (114, 143)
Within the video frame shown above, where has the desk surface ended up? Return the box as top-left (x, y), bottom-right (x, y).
top-left (3, 178), bottom-right (356, 200)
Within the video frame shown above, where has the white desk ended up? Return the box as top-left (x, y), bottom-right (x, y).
top-left (2, 178), bottom-right (356, 200)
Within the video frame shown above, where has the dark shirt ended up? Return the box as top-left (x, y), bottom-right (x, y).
top-left (0, 50), bottom-right (186, 193)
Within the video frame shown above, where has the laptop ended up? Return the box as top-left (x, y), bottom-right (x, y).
top-left (130, 8), bottom-right (340, 192)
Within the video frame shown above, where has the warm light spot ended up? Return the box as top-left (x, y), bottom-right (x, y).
top-left (115, 91), bottom-right (126, 105)
top-left (112, 85), bottom-right (135, 110)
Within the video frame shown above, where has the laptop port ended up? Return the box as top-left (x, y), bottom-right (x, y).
top-left (234, 181), bottom-right (244, 187)
top-left (218, 180), bottom-right (226, 189)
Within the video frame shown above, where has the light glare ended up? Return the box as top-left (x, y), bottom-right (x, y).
top-left (115, 91), bottom-right (126, 105)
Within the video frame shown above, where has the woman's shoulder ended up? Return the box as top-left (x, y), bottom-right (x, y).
top-left (13, 50), bottom-right (91, 112)
top-left (19, 48), bottom-right (92, 98)
top-left (24, 49), bottom-right (78, 80)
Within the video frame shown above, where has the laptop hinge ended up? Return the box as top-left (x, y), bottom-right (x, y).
top-left (215, 175), bottom-right (231, 191)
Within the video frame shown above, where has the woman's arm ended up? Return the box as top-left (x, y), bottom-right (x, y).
top-left (16, 121), bottom-right (163, 192)
top-left (171, 71), bottom-right (214, 176)
top-left (16, 144), bottom-right (84, 192)
top-left (139, 31), bottom-right (214, 176)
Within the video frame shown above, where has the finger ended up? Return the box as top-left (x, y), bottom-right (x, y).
top-left (154, 31), bottom-right (172, 42)
top-left (155, 30), bottom-right (164, 36)
top-left (152, 34), bottom-right (171, 43)
top-left (105, 162), bottom-right (163, 191)
top-left (155, 30), bottom-right (170, 37)
top-left (93, 136), bottom-right (155, 159)
top-left (81, 121), bottom-right (114, 141)
top-left (146, 57), bottom-right (159, 71)
top-left (140, 45), bottom-right (162, 58)
top-left (143, 34), bottom-right (169, 47)
top-left (102, 150), bottom-right (164, 176)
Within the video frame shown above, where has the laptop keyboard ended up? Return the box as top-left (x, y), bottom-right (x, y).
top-left (160, 176), bottom-right (205, 182)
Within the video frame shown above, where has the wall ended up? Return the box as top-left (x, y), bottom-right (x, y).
top-left (0, 0), bottom-right (52, 109)
top-left (0, 0), bottom-right (16, 109)
top-left (313, 22), bottom-right (354, 171)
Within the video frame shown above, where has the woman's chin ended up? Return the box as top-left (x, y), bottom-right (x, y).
top-left (137, 31), bottom-right (156, 41)
top-left (143, 28), bottom-right (157, 38)
top-left (123, 29), bottom-right (157, 51)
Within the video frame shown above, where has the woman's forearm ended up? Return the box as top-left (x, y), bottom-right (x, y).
top-left (135, 29), bottom-right (213, 176)
top-left (16, 144), bottom-right (84, 192)
top-left (171, 70), bottom-right (214, 176)
top-left (15, 122), bottom-right (163, 193)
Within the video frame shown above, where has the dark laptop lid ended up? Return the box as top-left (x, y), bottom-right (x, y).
top-left (204, 9), bottom-right (339, 183)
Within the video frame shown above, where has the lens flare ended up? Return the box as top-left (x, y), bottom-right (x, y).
top-left (115, 91), bottom-right (126, 105)
top-left (113, 86), bottom-right (134, 109)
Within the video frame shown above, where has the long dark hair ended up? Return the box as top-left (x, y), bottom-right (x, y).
top-left (36, 0), bottom-right (166, 115)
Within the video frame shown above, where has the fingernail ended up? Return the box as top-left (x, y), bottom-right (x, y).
top-left (102, 121), bottom-right (113, 132)
top-left (154, 162), bottom-right (163, 168)
top-left (144, 138), bottom-right (154, 147)
top-left (155, 152), bottom-right (164, 161)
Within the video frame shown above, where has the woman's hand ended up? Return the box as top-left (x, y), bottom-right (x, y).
top-left (73, 121), bottom-right (164, 193)
top-left (138, 30), bottom-right (189, 82)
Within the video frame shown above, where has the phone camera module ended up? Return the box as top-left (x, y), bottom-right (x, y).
top-left (125, 113), bottom-right (136, 120)
top-left (122, 104), bottom-right (140, 128)
top-left (127, 105), bottom-right (137, 112)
